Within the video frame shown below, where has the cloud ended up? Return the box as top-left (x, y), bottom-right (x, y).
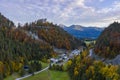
top-left (59, 0), bottom-right (94, 21)
top-left (0, 0), bottom-right (120, 27)
top-left (97, 1), bottom-right (120, 14)
top-left (99, 0), bottom-right (104, 2)
top-left (96, 1), bottom-right (120, 23)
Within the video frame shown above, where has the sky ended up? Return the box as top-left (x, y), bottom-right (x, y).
top-left (0, 0), bottom-right (120, 27)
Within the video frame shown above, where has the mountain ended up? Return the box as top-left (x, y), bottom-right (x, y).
top-left (59, 24), bottom-right (67, 28)
top-left (0, 13), bottom-right (14, 28)
top-left (94, 22), bottom-right (120, 58)
top-left (22, 20), bottom-right (85, 50)
top-left (0, 13), bottom-right (54, 79)
top-left (61, 25), bottom-right (104, 39)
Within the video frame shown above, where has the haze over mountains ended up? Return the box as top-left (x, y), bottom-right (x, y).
top-left (59, 24), bottom-right (104, 39)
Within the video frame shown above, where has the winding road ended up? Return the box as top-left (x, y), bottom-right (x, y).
top-left (16, 66), bottom-right (49, 80)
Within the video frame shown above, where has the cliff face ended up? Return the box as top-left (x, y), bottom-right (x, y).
top-left (94, 22), bottom-right (120, 58)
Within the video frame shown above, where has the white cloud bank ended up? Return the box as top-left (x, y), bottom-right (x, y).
top-left (0, 0), bottom-right (120, 27)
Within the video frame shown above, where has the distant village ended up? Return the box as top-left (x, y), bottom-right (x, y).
top-left (50, 47), bottom-right (84, 65)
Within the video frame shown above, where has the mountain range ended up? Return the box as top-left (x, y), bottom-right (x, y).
top-left (59, 24), bottom-right (104, 39)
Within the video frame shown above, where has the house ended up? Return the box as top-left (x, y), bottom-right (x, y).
top-left (59, 54), bottom-right (66, 58)
top-left (69, 49), bottom-right (81, 59)
top-left (71, 49), bottom-right (81, 55)
top-left (59, 54), bottom-right (69, 60)
top-left (24, 65), bottom-right (29, 71)
top-left (50, 58), bottom-right (58, 63)
top-left (28, 31), bottom-right (39, 40)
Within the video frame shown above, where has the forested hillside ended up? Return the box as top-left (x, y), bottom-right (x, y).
top-left (0, 13), bottom-right (14, 28)
top-left (21, 19), bottom-right (85, 50)
top-left (94, 22), bottom-right (120, 58)
top-left (0, 14), bottom-right (54, 79)
top-left (67, 50), bottom-right (120, 80)
top-left (0, 13), bottom-right (85, 79)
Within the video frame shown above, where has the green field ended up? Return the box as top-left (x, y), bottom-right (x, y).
top-left (40, 61), bottom-right (49, 69)
top-left (4, 61), bottom-right (49, 80)
top-left (84, 40), bottom-right (96, 46)
top-left (5, 62), bottom-right (70, 80)
top-left (4, 73), bottom-right (20, 80)
top-left (23, 70), bottom-right (69, 80)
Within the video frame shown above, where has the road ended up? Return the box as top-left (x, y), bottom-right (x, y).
top-left (16, 66), bottom-right (49, 80)
top-left (88, 49), bottom-right (93, 57)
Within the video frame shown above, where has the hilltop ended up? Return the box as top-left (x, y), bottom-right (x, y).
top-left (94, 22), bottom-right (120, 58)
top-left (21, 19), bottom-right (85, 50)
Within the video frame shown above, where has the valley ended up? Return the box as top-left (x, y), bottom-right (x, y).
top-left (0, 4), bottom-right (120, 80)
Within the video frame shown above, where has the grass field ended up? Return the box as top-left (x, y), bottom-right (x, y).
top-left (4, 73), bottom-right (20, 80)
top-left (23, 70), bottom-right (70, 80)
top-left (84, 40), bottom-right (96, 46)
top-left (40, 61), bottom-right (49, 69)
top-left (4, 61), bottom-right (49, 80)
top-left (4, 61), bottom-right (70, 80)
top-left (5, 59), bottom-right (69, 80)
